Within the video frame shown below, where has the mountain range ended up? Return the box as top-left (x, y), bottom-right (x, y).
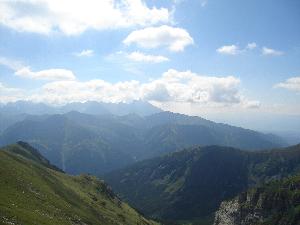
top-left (0, 100), bottom-right (162, 116)
top-left (0, 100), bottom-right (162, 132)
top-left (0, 109), bottom-right (287, 175)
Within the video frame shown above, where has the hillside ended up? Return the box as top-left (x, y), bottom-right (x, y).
top-left (105, 144), bottom-right (300, 223)
top-left (214, 175), bottom-right (300, 225)
top-left (0, 142), bottom-right (158, 225)
top-left (0, 111), bottom-right (286, 175)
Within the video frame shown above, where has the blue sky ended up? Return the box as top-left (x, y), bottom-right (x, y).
top-left (0, 0), bottom-right (299, 130)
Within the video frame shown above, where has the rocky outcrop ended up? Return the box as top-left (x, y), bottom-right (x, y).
top-left (214, 189), bottom-right (265, 225)
top-left (214, 175), bottom-right (300, 225)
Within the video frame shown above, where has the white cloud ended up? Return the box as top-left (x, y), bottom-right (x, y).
top-left (74, 49), bottom-right (94, 57)
top-left (246, 42), bottom-right (257, 50)
top-left (126, 51), bottom-right (169, 63)
top-left (143, 69), bottom-right (244, 104)
top-left (217, 43), bottom-right (285, 57)
top-left (216, 45), bottom-right (240, 55)
top-left (262, 47), bottom-right (283, 56)
top-left (0, 0), bottom-right (170, 35)
top-left (123, 25), bottom-right (194, 52)
top-left (217, 42), bottom-right (257, 55)
top-left (0, 64), bottom-right (258, 108)
top-left (0, 56), bottom-right (76, 81)
top-left (274, 77), bottom-right (300, 92)
top-left (15, 67), bottom-right (76, 81)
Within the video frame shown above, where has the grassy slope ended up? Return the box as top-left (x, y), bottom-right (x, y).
top-left (0, 143), bottom-right (158, 225)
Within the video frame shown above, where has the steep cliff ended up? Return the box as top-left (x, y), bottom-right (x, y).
top-left (214, 175), bottom-right (300, 225)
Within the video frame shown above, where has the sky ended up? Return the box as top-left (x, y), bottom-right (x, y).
top-left (0, 0), bottom-right (300, 132)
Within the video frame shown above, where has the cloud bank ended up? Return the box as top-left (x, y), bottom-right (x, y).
top-left (1, 68), bottom-right (258, 109)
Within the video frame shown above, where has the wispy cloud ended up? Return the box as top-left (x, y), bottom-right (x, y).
top-left (74, 49), bottom-right (94, 57)
top-left (0, 56), bottom-right (76, 81)
top-left (0, 56), bottom-right (23, 70)
top-left (262, 47), bottom-right (284, 56)
top-left (200, 0), bottom-right (208, 7)
top-left (246, 42), bottom-right (257, 50)
top-left (217, 42), bottom-right (257, 55)
top-left (242, 100), bottom-right (260, 109)
top-left (217, 44), bottom-right (284, 57)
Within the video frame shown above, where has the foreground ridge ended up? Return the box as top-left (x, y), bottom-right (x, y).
top-left (0, 142), bottom-right (158, 225)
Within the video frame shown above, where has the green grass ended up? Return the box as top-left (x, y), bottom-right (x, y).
top-left (0, 143), bottom-right (159, 225)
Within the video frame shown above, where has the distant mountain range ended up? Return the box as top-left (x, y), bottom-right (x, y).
top-left (0, 100), bottom-right (162, 116)
top-left (0, 110), bottom-right (287, 175)
top-left (0, 100), bottom-right (161, 133)
top-left (105, 144), bottom-right (300, 223)
top-left (0, 142), bottom-right (158, 225)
